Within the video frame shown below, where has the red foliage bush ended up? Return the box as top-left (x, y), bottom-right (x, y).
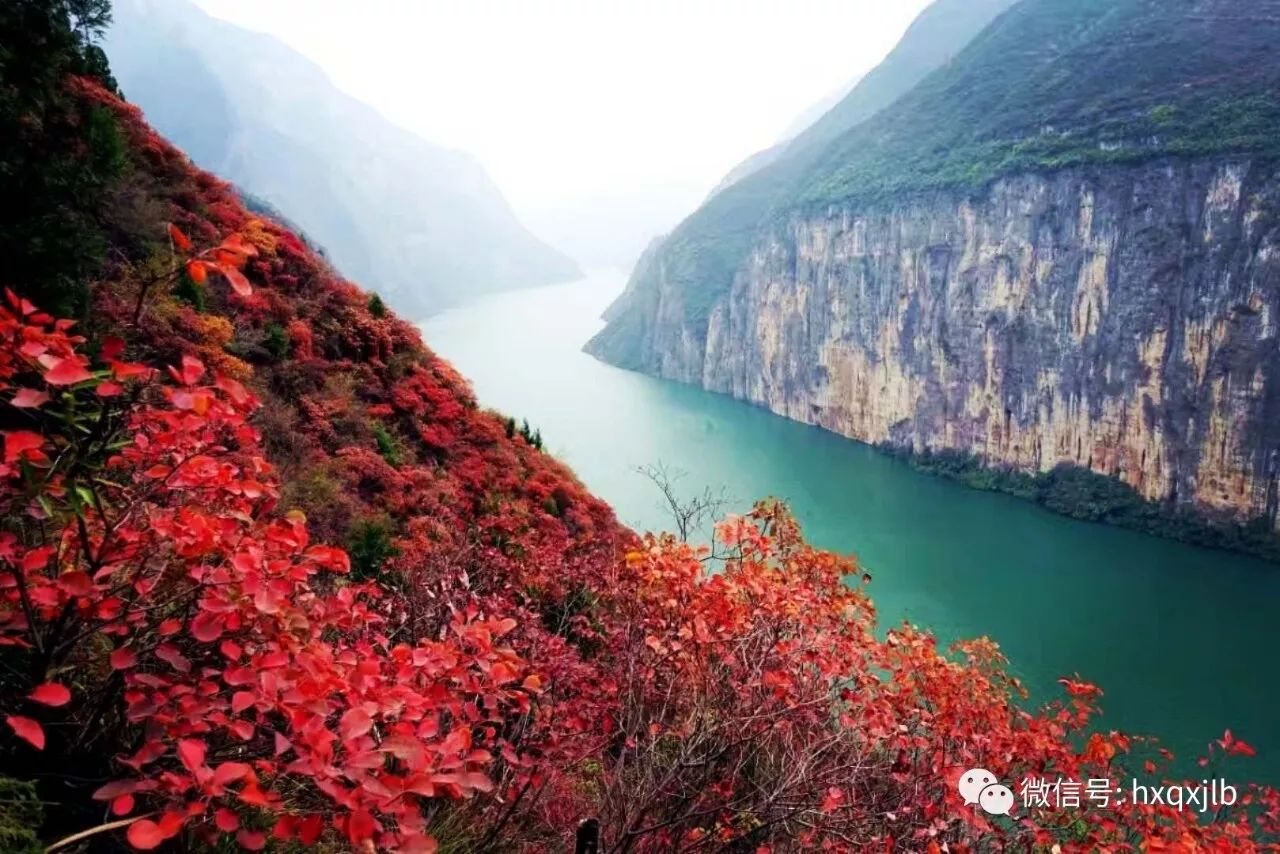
top-left (586, 506), bottom-right (1280, 850)
top-left (0, 293), bottom-right (533, 851)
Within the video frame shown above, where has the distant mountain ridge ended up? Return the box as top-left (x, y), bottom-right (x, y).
top-left (704, 0), bottom-right (1019, 198)
top-left (105, 0), bottom-right (579, 317)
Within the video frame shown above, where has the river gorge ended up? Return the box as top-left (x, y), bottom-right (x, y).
top-left (422, 271), bottom-right (1280, 785)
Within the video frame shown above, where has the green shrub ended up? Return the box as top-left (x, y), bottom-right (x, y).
top-left (265, 322), bottom-right (291, 360)
top-left (517, 419), bottom-right (544, 451)
top-left (346, 516), bottom-right (400, 582)
top-left (372, 420), bottom-right (401, 466)
top-left (173, 267), bottom-right (206, 311)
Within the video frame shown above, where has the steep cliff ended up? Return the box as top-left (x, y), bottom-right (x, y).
top-left (588, 0), bottom-right (1280, 536)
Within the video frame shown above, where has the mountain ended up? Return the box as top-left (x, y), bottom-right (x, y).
top-left (103, 0), bottom-right (579, 318)
top-left (587, 0), bottom-right (1280, 553)
top-left (705, 0), bottom-right (1019, 197)
top-left (706, 76), bottom-right (863, 199)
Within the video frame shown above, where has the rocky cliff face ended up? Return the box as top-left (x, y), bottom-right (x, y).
top-left (589, 157), bottom-right (1280, 527)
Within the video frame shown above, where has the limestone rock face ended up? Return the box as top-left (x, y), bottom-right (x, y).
top-left (588, 158), bottom-right (1280, 527)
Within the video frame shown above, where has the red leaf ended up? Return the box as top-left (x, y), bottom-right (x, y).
top-left (214, 373), bottom-right (250, 405)
top-left (186, 260), bottom-right (208, 284)
top-left (168, 223), bottom-right (193, 252)
top-left (305, 545), bottom-right (351, 573)
top-left (28, 682), bottom-right (71, 707)
top-left (339, 706), bottom-right (373, 741)
top-left (43, 355), bottom-right (94, 386)
top-left (457, 771), bottom-right (495, 793)
top-left (490, 662), bottom-right (518, 686)
top-left (6, 716), bottom-right (44, 749)
top-left (3, 431), bottom-right (45, 464)
top-left (220, 233), bottom-right (258, 257)
top-left (154, 644), bottom-right (190, 673)
top-left (298, 815), bottom-right (324, 844)
top-left (271, 816), bottom-right (296, 841)
top-left (231, 690), bottom-right (256, 713)
top-left (223, 666), bottom-right (255, 686)
top-left (238, 782), bottom-right (269, 806)
top-left (431, 771), bottom-right (494, 793)
top-left (190, 610), bottom-right (224, 643)
top-left (101, 336), bottom-right (125, 361)
top-left (236, 830), bottom-right (266, 851)
top-left (127, 819), bottom-right (165, 850)
top-left (110, 647), bottom-right (138, 670)
top-left (167, 355), bottom-right (205, 387)
top-left (213, 761), bottom-right (251, 785)
top-left (57, 571), bottom-right (93, 596)
top-left (126, 813), bottom-right (182, 851)
top-left (111, 794), bottom-right (135, 816)
top-left (346, 809), bottom-right (377, 843)
top-left (381, 733), bottom-right (426, 768)
top-left (177, 738), bottom-right (207, 774)
top-left (10, 388), bottom-right (49, 409)
top-left (220, 265), bottom-right (253, 297)
top-left (92, 779), bottom-right (139, 800)
top-left (111, 361), bottom-right (151, 380)
top-left (6, 289), bottom-right (37, 316)
top-left (215, 807), bottom-right (240, 832)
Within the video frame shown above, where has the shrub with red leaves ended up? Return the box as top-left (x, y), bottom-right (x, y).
top-left (0, 291), bottom-right (532, 851)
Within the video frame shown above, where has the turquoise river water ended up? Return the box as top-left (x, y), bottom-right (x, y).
top-left (420, 271), bottom-right (1280, 784)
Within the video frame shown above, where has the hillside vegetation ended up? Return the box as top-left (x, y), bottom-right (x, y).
top-left (637, 0), bottom-right (1280, 325)
top-left (1, 2), bottom-right (1278, 850)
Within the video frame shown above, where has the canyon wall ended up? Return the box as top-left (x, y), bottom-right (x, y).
top-left (588, 158), bottom-right (1280, 527)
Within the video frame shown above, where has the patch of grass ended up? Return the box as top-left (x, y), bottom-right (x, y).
top-left (0, 777), bottom-right (42, 854)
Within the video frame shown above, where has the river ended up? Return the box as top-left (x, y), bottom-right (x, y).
top-left (420, 270), bottom-right (1280, 784)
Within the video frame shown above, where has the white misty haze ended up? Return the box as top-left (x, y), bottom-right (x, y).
top-left (193, 0), bottom-right (931, 266)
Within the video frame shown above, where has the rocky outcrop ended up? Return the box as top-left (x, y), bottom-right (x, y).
top-left (588, 158), bottom-right (1280, 528)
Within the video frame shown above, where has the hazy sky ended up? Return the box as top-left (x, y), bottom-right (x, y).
top-left (193, 0), bottom-right (931, 221)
